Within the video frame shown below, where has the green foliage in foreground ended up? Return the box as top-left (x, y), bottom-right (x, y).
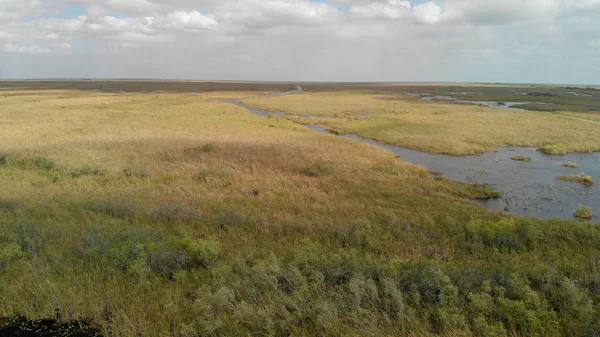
top-left (1, 204), bottom-right (600, 336)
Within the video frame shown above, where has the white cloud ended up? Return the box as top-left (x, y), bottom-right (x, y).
top-left (413, 2), bottom-right (442, 24)
top-left (564, 0), bottom-right (600, 10)
top-left (349, 0), bottom-right (411, 19)
top-left (65, 0), bottom-right (161, 15)
top-left (0, 0), bottom-right (44, 21)
top-left (216, 0), bottom-right (340, 30)
top-left (444, 0), bottom-right (561, 25)
top-left (3, 42), bottom-right (50, 53)
top-left (0, 0), bottom-right (600, 84)
top-left (156, 10), bottom-right (217, 31)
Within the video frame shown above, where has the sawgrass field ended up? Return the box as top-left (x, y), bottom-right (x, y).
top-left (243, 90), bottom-right (600, 156)
top-left (1, 82), bottom-right (600, 336)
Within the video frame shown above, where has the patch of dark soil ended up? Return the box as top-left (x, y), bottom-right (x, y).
top-left (0, 316), bottom-right (102, 337)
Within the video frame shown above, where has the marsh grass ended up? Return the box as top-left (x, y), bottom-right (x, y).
top-left (184, 143), bottom-right (216, 155)
top-left (215, 208), bottom-right (247, 229)
top-left (0, 199), bottom-right (26, 213)
top-left (511, 156), bottom-right (532, 162)
top-left (557, 173), bottom-right (595, 185)
top-left (448, 181), bottom-right (501, 199)
top-left (70, 167), bottom-right (106, 178)
top-left (1, 88), bottom-right (599, 337)
top-left (574, 205), bottom-right (594, 219)
top-left (14, 156), bottom-right (61, 171)
top-left (84, 200), bottom-right (136, 219)
top-left (244, 92), bottom-right (600, 155)
top-left (300, 161), bottom-right (334, 177)
top-left (538, 144), bottom-right (568, 155)
top-left (193, 167), bottom-right (232, 183)
top-left (558, 161), bottom-right (579, 168)
top-left (123, 167), bottom-right (150, 179)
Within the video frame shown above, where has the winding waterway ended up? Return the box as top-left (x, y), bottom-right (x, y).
top-left (224, 89), bottom-right (600, 221)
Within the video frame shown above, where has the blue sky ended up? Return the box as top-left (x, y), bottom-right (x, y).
top-left (1, 0), bottom-right (600, 84)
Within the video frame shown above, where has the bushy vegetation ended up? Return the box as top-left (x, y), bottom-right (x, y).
top-left (557, 173), bottom-right (595, 186)
top-left (574, 205), bottom-right (594, 219)
top-left (511, 156), bottom-right (531, 162)
top-left (2, 210), bottom-right (600, 336)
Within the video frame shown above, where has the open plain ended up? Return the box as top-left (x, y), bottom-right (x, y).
top-left (1, 81), bottom-right (600, 336)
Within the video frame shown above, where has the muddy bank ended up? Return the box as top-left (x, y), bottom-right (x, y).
top-left (226, 93), bottom-right (599, 221)
top-left (0, 316), bottom-right (101, 337)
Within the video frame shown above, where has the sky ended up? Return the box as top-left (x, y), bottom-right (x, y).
top-left (0, 0), bottom-right (599, 84)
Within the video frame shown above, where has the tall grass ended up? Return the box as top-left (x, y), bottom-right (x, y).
top-left (1, 89), bottom-right (599, 336)
top-left (243, 92), bottom-right (600, 155)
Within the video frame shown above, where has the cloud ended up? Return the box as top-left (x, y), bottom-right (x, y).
top-left (3, 42), bottom-right (50, 53)
top-left (215, 0), bottom-right (340, 30)
top-left (444, 0), bottom-right (561, 25)
top-left (65, 0), bottom-right (161, 15)
top-left (0, 0), bottom-right (600, 84)
top-left (0, 0), bottom-right (44, 21)
top-left (155, 10), bottom-right (217, 31)
top-left (413, 2), bottom-right (442, 24)
top-left (349, 0), bottom-right (411, 20)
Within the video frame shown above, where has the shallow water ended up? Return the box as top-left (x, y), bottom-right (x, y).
top-left (420, 95), bottom-right (530, 111)
top-left (225, 93), bottom-right (600, 220)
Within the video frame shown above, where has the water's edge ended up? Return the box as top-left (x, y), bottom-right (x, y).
top-left (223, 90), bottom-right (599, 221)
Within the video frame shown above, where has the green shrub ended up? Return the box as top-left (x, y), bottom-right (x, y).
top-left (511, 156), bottom-right (532, 162)
top-left (4, 221), bottom-right (48, 257)
top-left (70, 166), bottom-right (106, 178)
top-left (557, 173), bottom-right (594, 186)
top-left (0, 199), bottom-right (25, 213)
top-left (85, 200), bottom-right (136, 219)
top-left (452, 182), bottom-right (501, 199)
top-left (329, 218), bottom-right (375, 249)
top-left (465, 219), bottom-right (539, 252)
top-left (148, 203), bottom-right (201, 224)
top-left (0, 243), bottom-right (23, 271)
top-left (202, 143), bottom-right (216, 152)
top-left (0, 154), bottom-right (6, 165)
top-left (300, 161), bottom-right (334, 177)
top-left (184, 143), bottom-right (216, 155)
top-left (574, 205), bottom-right (594, 219)
top-left (179, 238), bottom-right (222, 268)
top-left (79, 230), bottom-right (222, 277)
top-left (15, 156), bottom-right (61, 171)
top-left (215, 208), bottom-right (246, 229)
top-left (123, 167), bottom-right (150, 179)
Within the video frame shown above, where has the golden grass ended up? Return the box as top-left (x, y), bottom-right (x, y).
top-left (243, 92), bottom-right (600, 155)
top-left (0, 89), bottom-right (493, 261)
